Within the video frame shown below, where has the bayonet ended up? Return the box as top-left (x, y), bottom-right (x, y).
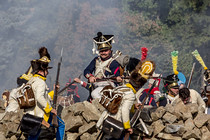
top-left (52, 48), bottom-right (63, 127)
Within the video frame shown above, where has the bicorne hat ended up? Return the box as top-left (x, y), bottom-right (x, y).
top-left (129, 60), bottom-right (155, 88)
top-left (31, 56), bottom-right (52, 74)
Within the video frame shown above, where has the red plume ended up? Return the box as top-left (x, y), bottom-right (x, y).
top-left (141, 47), bottom-right (148, 61)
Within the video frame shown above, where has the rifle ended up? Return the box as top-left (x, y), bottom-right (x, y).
top-left (52, 48), bottom-right (63, 127)
top-left (94, 76), bottom-right (130, 82)
top-left (57, 74), bottom-right (82, 95)
top-left (187, 63), bottom-right (195, 88)
top-left (124, 78), bottom-right (158, 140)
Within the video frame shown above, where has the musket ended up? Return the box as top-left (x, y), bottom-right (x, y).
top-left (94, 76), bottom-right (130, 82)
top-left (124, 78), bottom-right (158, 140)
top-left (187, 63), bottom-right (195, 88)
top-left (130, 78), bottom-right (157, 127)
top-left (57, 74), bottom-right (82, 95)
top-left (52, 48), bottom-right (63, 127)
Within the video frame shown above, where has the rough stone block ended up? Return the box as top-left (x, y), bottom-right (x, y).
top-left (201, 131), bottom-right (210, 140)
top-left (200, 126), bottom-right (209, 135)
top-left (152, 120), bottom-right (165, 136)
top-left (64, 115), bottom-right (83, 132)
top-left (71, 102), bottom-right (86, 115)
top-left (164, 124), bottom-right (184, 134)
top-left (194, 112), bottom-right (210, 128)
top-left (177, 125), bottom-right (186, 136)
top-left (66, 132), bottom-right (80, 140)
top-left (80, 133), bottom-right (91, 140)
top-left (0, 133), bottom-right (6, 140)
top-left (83, 101), bottom-right (101, 117)
top-left (182, 129), bottom-right (201, 140)
top-left (78, 122), bottom-right (96, 134)
top-left (5, 122), bottom-right (19, 138)
top-left (157, 133), bottom-right (182, 140)
top-left (173, 98), bottom-right (192, 120)
top-left (164, 104), bottom-right (174, 114)
top-left (186, 103), bottom-right (198, 115)
top-left (82, 108), bottom-right (100, 123)
top-left (91, 98), bottom-right (105, 113)
top-left (151, 106), bottom-right (166, 121)
top-left (184, 118), bottom-right (195, 131)
top-left (162, 112), bottom-right (177, 124)
top-left (207, 119), bottom-right (210, 131)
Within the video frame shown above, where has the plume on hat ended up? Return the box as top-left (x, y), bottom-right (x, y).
top-left (38, 47), bottom-right (51, 60)
top-left (141, 47), bottom-right (148, 61)
top-left (171, 50), bottom-right (179, 75)
top-left (192, 50), bottom-right (208, 70)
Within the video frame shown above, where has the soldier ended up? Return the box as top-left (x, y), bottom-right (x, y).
top-left (138, 74), bottom-right (161, 107)
top-left (191, 49), bottom-right (209, 113)
top-left (6, 47), bottom-right (51, 113)
top-left (2, 90), bottom-right (10, 108)
top-left (84, 32), bottom-right (122, 99)
top-left (96, 60), bottom-right (155, 140)
top-left (17, 47), bottom-right (51, 87)
top-left (66, 78), bottom-right (80, 103)
top-left (159, 74), bottom-right (180, 106)
top-left (173, 87), bottom-right (206, 112)
top-left (201, 69), bottom-right (210, 113)
top-left (25, 56), bottom-right (65, 140)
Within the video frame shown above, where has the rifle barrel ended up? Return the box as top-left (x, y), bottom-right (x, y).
top-left (58, 74), bottom-right (82, 95)
top-left (187, 63), bottom-right (195, 88)
top-left (58, 81), bottom-right (76, 95)
top-left (52, 48), bottom-right (63, 127)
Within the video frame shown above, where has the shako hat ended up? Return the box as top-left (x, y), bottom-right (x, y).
top-left (204, 69), bottom-right (210, 82)
top-left (93, 32), bottom-right (114, 52)
top-left (163, 74), bottom-right (179, 89)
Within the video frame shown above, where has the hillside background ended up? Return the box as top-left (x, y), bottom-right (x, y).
top-left (0, 0), bottom-right (209, 101)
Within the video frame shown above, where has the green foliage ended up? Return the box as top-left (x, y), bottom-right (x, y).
top-left (0, 0), bottom-right (210, 95)
top-left (121, 0), bottom-right (210, 91)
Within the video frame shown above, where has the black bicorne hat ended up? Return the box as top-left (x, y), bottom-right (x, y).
top-left (93, 32), bottom-right (114, 52)
top-left (31, 56), bottom-right (52, 74)
top-left (129, 60), bottom-right (155, 89)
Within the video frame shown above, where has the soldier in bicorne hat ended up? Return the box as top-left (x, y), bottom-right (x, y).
top-left (6, 47), bottom-right (52, 113)
top-left (84, 32), bottom-right (122, 100)
top-left (17, 47), bottom-right (51, 87)
top-left (25, 56), bottom-right (65, 140)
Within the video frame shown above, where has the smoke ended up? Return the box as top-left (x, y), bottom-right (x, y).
top-left (0, 0), bottom-right (209, 100)
top-left (0, 0), bottom-right (121, 101)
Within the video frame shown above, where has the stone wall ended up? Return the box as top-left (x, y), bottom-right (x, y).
top-left (0, 98), bottom-right (210, 140)
top-left (137, 98), bottom-right (210, 140)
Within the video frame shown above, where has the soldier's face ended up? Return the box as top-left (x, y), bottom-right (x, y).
top-left (170, 88), bottom-right (179, 96)
top-left (99, 49), bottom-right (111, 59)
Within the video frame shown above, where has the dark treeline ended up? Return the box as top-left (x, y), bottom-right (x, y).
top-left (0, 0), bottom-right (209, 100)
